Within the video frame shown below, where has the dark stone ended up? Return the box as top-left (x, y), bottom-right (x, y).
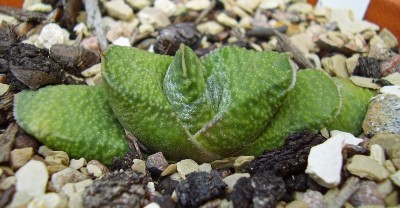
top-left (154, 23), bottom-right (201, 56)
top-left (342, 144), bottom-right (369, 159)
top-left (156, 177), bottom-right (179, 195)
top-left (0, 22), bottom-right (18, 55)
top-left (231, 170), bottom-right (286, 208)
top-left (50, 44), bottom-right (100, 76)
top-left (0, 123), bottom-right (18, 163)
top-left (176, 171), bottom-right (227, 207)
top-left (83, 170), bottom-right (147, 208)
top-left (0, 185), bottom-right (15, 208)
top-left (353, 57), bottom-right (381, 78)
top-left (13, 128), bottom-right (40, 150)
top-left (8, 43), bottom-right (84, 91)
top-left (282, 173), bottom-right (327, 202)
top-left (110, 151), bottom-right (140, 171)
top-left (146, 152), bottom-right (169, 178)
top-left (245, 132), bottom-right (326, 176)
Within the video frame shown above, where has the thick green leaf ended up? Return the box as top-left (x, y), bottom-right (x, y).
top-left (239, 69), bottom-right (341, 155)
top-left (326, 78), bottom-right (377, 135)
top-left (103, 46), bottom-right (221, 162)
top-left (14, 85), bottom-right (129, 164)
top-left (195, 46), bottom-right (296, 156)
top-left (103, 46), bottom-right (295, 161)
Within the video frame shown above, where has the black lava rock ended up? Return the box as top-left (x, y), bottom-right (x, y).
top-left (154, 23), bottom-right (200, 56)
top-left (353, 57), bottom-right (381, 78)
top-left (176, 171), bottom-right (227, 207)
top-left (156, 177), bottom-right (179, 195)
top-left (110, 151), bottom-right (140, 171)
top-left (231, 170), bottom-right (286, 208)
top-left (83, 170), bottom-right (147, 208)
top-left (245, 132), bottom-right (326, 176)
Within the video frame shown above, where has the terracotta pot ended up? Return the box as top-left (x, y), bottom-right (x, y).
top-left (309, 0), bottom-right (400, 43)
top-left (1, 0), bottom-right (23, 8)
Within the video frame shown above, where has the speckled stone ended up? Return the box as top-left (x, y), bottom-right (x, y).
top-left (349, 180), bottom-right (385, 207)
top-left (363, 94), bottom-right (400, 136)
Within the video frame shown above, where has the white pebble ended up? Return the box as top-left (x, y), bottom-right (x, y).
top-left (380, 85), bottom-right (400, 97)
top-left (69, 158), bottom-right (87, 170)
top-left (112, 37), bottom-right (131, 47)
top-left (222, 173), bottom-right (250, 192)
top-left (144, 202), bottom-right (161, 208)
top-left (104, 0), bottom-right (134, 21)
top-left (38, 23), bottom-right (68, 49)
top-left (9, 160), bottom-right (49, 207)
top-left (27, 193), bottom-right (67, 208)
top-left (329, 130), bottom-right (363, 145)
top-left (305, 135), bottom-right (345, 188)
top-left (185, 0), bottom-right (211, 11)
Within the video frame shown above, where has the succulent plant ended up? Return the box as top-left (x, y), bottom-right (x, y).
top-left (14, 45), bottom-right (376, 163)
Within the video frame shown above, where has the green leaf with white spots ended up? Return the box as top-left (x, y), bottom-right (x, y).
top-left (238, 69), bottom-right (341, 155)
top-left (326, 78), bottom-right (376, 135)
top-left (103, 46), bottom-right (295, 161)
top-left (14, 85), bottom-right (129, 165)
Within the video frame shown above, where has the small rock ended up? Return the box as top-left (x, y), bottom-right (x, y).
top-left (8, 160), bottom-right (48, 207)
top-left (83, 171), bottom-right (147, 208)
top-left (381, 54), bottom-right (400, 77)
top-left (377, 179), bottom-right (394, 197)
top-left (22, 0), bottom-right (40, 10)
top-left (144, 202), bottom-right (161, 208)
top-left (210, 157), bottom-right (236, 170)
top-left (112, 37), bottom-right (131, 47)
top-left (138, 24), bottom-right (155, 34)
top-left (216, 13), bottom-right (238, 28)
top-left (137, 7), bottom-right (171, 29)
top-left (51, 167), bottom-right (89, 192)
top-left (259, 0), bottom-right (283, 9)
top-left (346, 155), bottom-right (390, 181)
top-left (368, 133), bottom-right (400, 169)
top-left (0, 176), bottom-right (16, 190)
top-left (198, 163), bottom-right (212, 173)
top-left (222, 173), bottom-right (250, 192)
top-left (321, 54), bottom-right (349, 78)
top-left (81, 64), bottom-right (101, 78)
top-left (287, 2), bottom-right (313, 14)
top-left (106, 22), bottom-right (132, 43)
top-left (104, 0), bottom-right (134, 21)
top-left (146, 152), bottom-right (169, 178)
top-left (379, 28), bottom-right (398, 49)
top-left (384, 160), bottom-right (396, 174)
top-left (380, 85), bottom-right (400, 97)
top-left (362, 94), bottom-right (400, 136)
top-left (382, 72), bottom-right (400, 85)
top-left (306, 134), bottom-right (348, 188)
top-left (154, 0), bottom-right (178, 17)
top-left (286, 200), bottom-right (309, 208)
top-left (385, 191), bottom-right (399, 206)
top-left (349, 76), bottom-right (381, 90)
top-left (131, 159), bottom-right (147, 175)
top-left (176, 171), bottom-right (226, 207)
top-left (302, 189), bottom-right (326, 208)
top-left (290, 33), bottom-right (315, 55)
top-left (353, 57), bottom-right (381, 78)
top-left (349, 180), bottom-right (385, 206)
top-left (160, 163), bottom-right (177, 177)
top-left (233, 156), bottom-right (254, 172)
top-left (69, 158), bottom-right (87, 170)
top-left (38, 23), bottom-right (68, 49)
top-left (62, 179), bottom-right (93, 197)
top-left (185, 0), bottom-right (211, 11)
top-left (87, 160), bottom-right (109, 177)
top-left (126, 0), bottom-right (151, 9)
top-left (0, 83), bottom-right (9, 96)
top-left (231, 171), bottom-right (286, 208)
top-left (346, 53), bottom-right (360, 74)
top-left (390, 170), bottom-right (400, 187)
top-left (330, 130), bottom-right (363, 145)
top-left (177, 159), bottom-right (199, 179)
top-left (0, 14), bottom-right (19, 25)
top-left (80, 36), bottom-right (100, 51)
top-left (369, 144), bottom-right (386, 165)
top-left (26, 3), bottom-right (53, 13)
top-left (28, 193), bottom-right (68, 208)
top-left (196, 21), bottom-right (224, 35)
top-left (10, 147), bottom-right (34, 169)
top-left (170, 172), bottom-right (183, 181)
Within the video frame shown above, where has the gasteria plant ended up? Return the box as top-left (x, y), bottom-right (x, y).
top-left (14, 45), bottom-right (376, 164)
